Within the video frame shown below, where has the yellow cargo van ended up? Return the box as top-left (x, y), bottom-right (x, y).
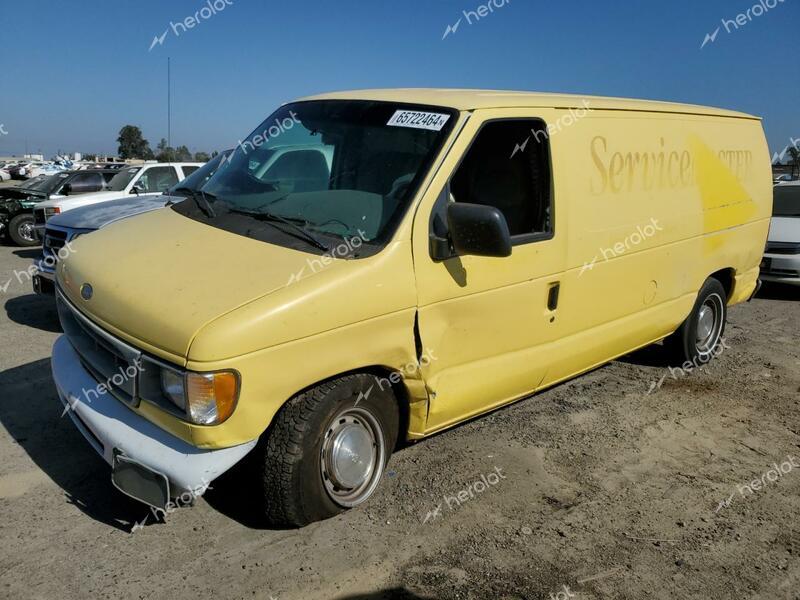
top-left (51, 90), bottom-right (772, 526)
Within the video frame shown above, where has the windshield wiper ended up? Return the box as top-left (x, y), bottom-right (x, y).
top-left (229, 208), bottom-right (329, 252)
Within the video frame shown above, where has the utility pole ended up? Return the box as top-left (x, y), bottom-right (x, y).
top-left (167, 56), bottom-right (172, 150)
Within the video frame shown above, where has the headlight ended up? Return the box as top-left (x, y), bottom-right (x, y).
top-left (141, 357), bottom-right (239, 425)
top-left (160, 369), bottom-right (186, 410)
top-left (44, 207), bottom-right (61, 220)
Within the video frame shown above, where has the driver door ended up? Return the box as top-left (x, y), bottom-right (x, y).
top-left (412, 110), bottom-right (568, 433)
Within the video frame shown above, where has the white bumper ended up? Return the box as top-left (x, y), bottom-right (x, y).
top-left (51, 335), bottom-right (257, 495)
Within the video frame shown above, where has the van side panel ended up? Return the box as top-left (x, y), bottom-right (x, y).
top-left (539, 110), bottom-right (771, 387)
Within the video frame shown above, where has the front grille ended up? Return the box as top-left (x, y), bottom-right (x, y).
top-left (56, 289), bottom-right (143, 407)
top-left (34, 209), bottom-right (46, 225)
top-left (43, 228), bottom-right (68, 261)
top-left (766, 242), bottom-right (800, 255)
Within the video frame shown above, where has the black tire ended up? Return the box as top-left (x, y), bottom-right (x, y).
top-left (259, 373), bottom-right (399, 527)
top-left (8, 213), bottom-right (38, 247)
top-left (664, 278), bottom-right (727, 366)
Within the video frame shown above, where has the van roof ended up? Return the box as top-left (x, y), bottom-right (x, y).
top-left (300, 89), bottom-right (759, 120)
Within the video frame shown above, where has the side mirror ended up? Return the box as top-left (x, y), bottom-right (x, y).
top-left (130, 184), bottom-right (143, 195)
top-left (62, 183), bottom-right (72, 196)
top-left (432, 202), bottom-right (512, 260)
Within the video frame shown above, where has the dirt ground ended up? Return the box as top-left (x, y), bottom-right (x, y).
top-left (0, 241), bottom-right (799, 600)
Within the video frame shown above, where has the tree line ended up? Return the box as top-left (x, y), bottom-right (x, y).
top-left (116, 125), bottom-right (215, 162)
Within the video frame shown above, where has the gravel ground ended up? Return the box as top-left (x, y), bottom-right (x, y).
top-left (0, 241), bottom-right (799, 600)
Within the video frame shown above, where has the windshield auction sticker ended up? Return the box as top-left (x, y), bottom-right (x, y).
top-left (387, 110), bottom-right (450, 131)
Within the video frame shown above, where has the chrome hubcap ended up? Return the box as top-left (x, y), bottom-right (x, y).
top-left (696, 293), bottom-right (724, 355)
top-left (697, 306), bottom-right (714, 342)
top-left (321, 407), bottom-right (385, 508)
top-left (19, 222), bottom-right (35, 242)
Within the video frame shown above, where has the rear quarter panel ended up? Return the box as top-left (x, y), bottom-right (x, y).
top-left (540, 109), bottom-right (771, 385)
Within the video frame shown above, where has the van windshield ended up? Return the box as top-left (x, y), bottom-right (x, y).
top-left (774, 186), bottom-right (800, 217)
top-left (199, 100), bottom-right (457, 245)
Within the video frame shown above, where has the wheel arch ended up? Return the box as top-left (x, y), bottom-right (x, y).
top-left (264, 365), bottom-right (416, 450)
top-left (709, 267), bottom-right (735, 301)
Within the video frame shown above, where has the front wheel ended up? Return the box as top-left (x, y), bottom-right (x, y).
top-left (258, 373), bottom-right (399, 527)
top-left (665, 278), bottom-right (727, 366)
top-left (8, 213), bottom-right (38, 246)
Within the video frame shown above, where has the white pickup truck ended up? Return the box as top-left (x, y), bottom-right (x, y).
top-left (33, 162), bottom-right (202, 228)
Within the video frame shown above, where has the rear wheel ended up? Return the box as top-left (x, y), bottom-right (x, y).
top-left (665, 278), bottom-right (727, 366)
top-left (259, 373), bottom-right (398, 527)
top-left (8, 213), bottom-right (38, 246)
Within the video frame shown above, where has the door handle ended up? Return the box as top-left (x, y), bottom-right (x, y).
top-left (547, 282), bottom-right (560, 311)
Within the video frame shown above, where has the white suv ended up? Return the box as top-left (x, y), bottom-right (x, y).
top-left (761, 182), bottom-right (800, 286)
top-left (34, 162), bottom-right (202, 227)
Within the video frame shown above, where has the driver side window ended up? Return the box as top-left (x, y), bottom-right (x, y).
top-left (449, 119), bottom-right (553, 240)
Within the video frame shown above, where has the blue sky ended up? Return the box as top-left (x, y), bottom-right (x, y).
top-left (0, 0), bottom-right (797, 158)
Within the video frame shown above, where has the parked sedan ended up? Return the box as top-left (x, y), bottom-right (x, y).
top-left (761, 182), bottom-right (800, 286)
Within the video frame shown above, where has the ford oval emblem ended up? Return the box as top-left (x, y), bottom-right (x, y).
top-left (80, 283), bottom-right (93, 301)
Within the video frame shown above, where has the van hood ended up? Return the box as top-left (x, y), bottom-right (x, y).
top-left (768, 217), bottom-right (800, 243)
top-left (56, 208), bottom-right (353, 362)
top-left (48, 193), bottom-right (165, 230)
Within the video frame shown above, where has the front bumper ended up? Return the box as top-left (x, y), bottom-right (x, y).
top-left (34, 259), bottom-right (55, 280)
top-left (761, 252), bottom-right (800, 286)
top-left (32, 259), bottom-right (56, 295)
top-left (51, 335), bottom-right (257, 497)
